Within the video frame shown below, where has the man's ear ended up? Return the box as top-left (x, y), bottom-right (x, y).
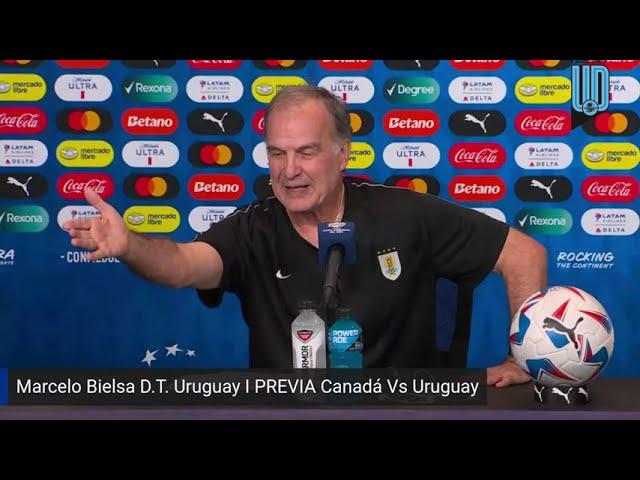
top-left (338, 139), bottom-right (351, 171)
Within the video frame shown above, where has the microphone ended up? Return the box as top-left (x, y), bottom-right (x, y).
top-left (318, 222), bottom-right (356, 308)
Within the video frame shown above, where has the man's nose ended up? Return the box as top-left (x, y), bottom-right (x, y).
top-left (284, 154), bottom-right (301, 178)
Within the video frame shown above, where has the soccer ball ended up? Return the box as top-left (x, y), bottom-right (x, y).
top-left (510, 286), bottom-right (614, 387)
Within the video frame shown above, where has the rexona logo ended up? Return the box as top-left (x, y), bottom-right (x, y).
top-left (57, 108), bottom-right (112, 133)
top-left (0, 74), bottom-right (46, 101)
top-left (253, 60), bottom-right (307, 69)
top-left (121, 60), bottom-right (176, 69)
top-left (515, 208), bottom-right (572, 235)
top-left (57, 205), bottom-right (100, 230)
top-left (54, 75), bottom-right (112, 102)
top-left (581, 208), bottom-right (639, 236)
top-left (121, 108), bottom-right (178, 135)
top-left (188, 60), bottom-right (242, 70)
top-left (189, 142), bottom-right (244, 167)
top-left (584, 60), bottom-right (640, 70)
top-left (318, 77), bottom-right (375, 104)
top-left (473, 207), bottom-right (506, 223)
top-left (57, 173), bottom-right (115, 200)
top-left (515, 142), bottom-right (573, 170)
top-left (383, 142), bottom-right (440, 169)
top-left (448, 110), bottom-right (506, 136)
top-left (384, 77), bottom-right (439, 104)
top-left (582, 111), bottom-right (640, 136)
top-left (515, 60), bottom-right (571, 70)
top-left (581, 142), bottom-right (640, 170)
top-left (121, 75), bottom-right (178, 102)
top-left (122, 141), bottom-right (179, 168)
top-left (448, 77), bottom-right (506, 104)
top-left (515, 110), bottom-right (571, 136)
top-left (449, 176), bottom-right (505, 202)
top-left (0, 173), bottom-right (48, 199)
top-left (123, 206), bottom-right (180, 233)
top-left (0, 205), bottom-right (49, 232)
top-left (188, 206), bottom-right (237, 233)
top-left (188, 174), bottom-right (245, 200)
top-left (384, 175), bottom-right (440, 195)
top-left (383, 60), bottom-right (439, 70)
top-left (318, 60), bottom-right (373, 70)
top-left (123, 174), bottom-right (179, 199)
top-left (449, 60), bottom-right (505, 70)
top-left (609, 76), bottom-right (640, 104)
top-left (449, 143), bottom-right (506, 169)
top-left (251, 76), bottom-right (307, 103)
top-left (348, 110), bottom-right (374, 135)
top-left (186, 76), bottom-right (243, 103)
top-left (347, 142), bottom-right (375, 169)
top-left (252, 142), bottom-right (268, 168)
top-left (515, 175), bottom-right (572, 202)
top-left (56, 140), bottom-right (114, 167)
top-left (187, 109), bottom-right (244, 135)
top-left (1, 140), bottom-right (48, 167)
top-left (515, 76), bottom-right (571, 104)
top-left (383, 110), bottom-right (439, 136)
top-left (581, 176), bottom-right (638, 202)
top-left (56, 60), bottom-right (110, 69)
top-left (0, 107), bottom-right (47, 134)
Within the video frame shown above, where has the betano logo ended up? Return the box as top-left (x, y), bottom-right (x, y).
top-left (123, 206), bottom-right (180, 233)
top-left (0, 74), bottom-right (46, 101)
top-left (188, 206), bottom-right (237, 233)
top-left (251, 76), bottom-right (307, 103)
top-left (253, 60), bottom-right (307, 69)
top-left (121, 108), bottom-right (179, 135)
top-left (57, 108), bottom-right (112, 133)
top-left (581, 176), bottom-right (638, 202)
top-left (384, 175), bottom-right (440, 195)
top-left (186, 75), bottom-right (244, 103)
top-left (123, 174), bottom-right (179, 199)
top-left (383, 110), bottom-right (439, 136)
top-left (318, 76), bottom-right (375, 104)
top-left (347, 142), bottom-right (375, 169)
top-left (122, 141), bottom-right (179, 168)
top-left (449, 60), bottom-right (505, 70)
top-left (0, 205), bottom-right (49, 232)
top-left (582, 111), bottom-right (639, 136)
top-left (515, 208), bottom-right (572, 235)
top-left (188, 60), bottom-right (242, 70)
top-left (581, 208), bottom-right (639, 236)
top-left (448, 77), bottom-right (506, 104)
top-left (515, 76), bottom-right (571, 104)
top-left (514, 142), bottom-right (573, 170)
top-left (581, 142), bottom-right (639, 170)
top-left (56, 140), bottom-right (114, 167)
top-left (383, 142), bottom-right (440, 169)
top-left (1, 140), bottom-right (48, 167)
top-left (348, 110), bottom-right (374, 135)
top-left (609, 76), bottom-right (640, 104)
top-left (54, 75), bottom-right (112, 102)
top-left (449, 143), bottom-right (506, 169)
top-left (383, 77), bottom-right (440, 104)
top-left (121, 75), bottom-right (178, 102)
top-left (449, 176), bottom-right (506, 202)
top-left (188, 174), bottom-right (245, 200)
top-left (189, 142), bottom-right (244, 167)
top-left (318, 60), bottom-right (373, 70)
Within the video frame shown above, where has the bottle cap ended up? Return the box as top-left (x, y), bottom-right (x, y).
top-left (297, 299), bottom-right (317, 311)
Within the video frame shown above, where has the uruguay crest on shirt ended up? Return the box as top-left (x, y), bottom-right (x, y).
top-left (377, 248), bottom-right (401, 281)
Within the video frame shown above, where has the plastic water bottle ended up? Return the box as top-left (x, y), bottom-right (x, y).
top-left (291, 300), bottom-right (327, 368)
top-left (328, 307), bottom-right (363, 368)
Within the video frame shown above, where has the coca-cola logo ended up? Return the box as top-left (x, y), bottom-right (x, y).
top-left (515, 110), bottom-right (571, 136)
top-left (0, 107), bottom-right (47, 134)
top-left (449, 175), bottom-right (506, 202)
top-left (449, 143), bottom-right (506, 169)
top-left (252, 109), bottom-right (265, 135)
top-left (57, 173), bottom-right (115, 200)
top-left (582, 176), bottom-right (638, 202)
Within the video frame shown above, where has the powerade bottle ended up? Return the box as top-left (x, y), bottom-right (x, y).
top-left (291, 300), bottom-right (327, 368)
top-left (328, 307), bottom-right (363, 368)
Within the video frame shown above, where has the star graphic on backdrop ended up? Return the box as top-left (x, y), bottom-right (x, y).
top-left (141, 349), bottom-right (158, 367)
top-left (186, 350), bottom-right (196, 357)
top-left (165, 343), bottom-right (183, 356)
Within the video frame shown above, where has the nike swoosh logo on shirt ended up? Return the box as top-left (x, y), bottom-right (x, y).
top-left (276, 269), bottom-right (292, 279)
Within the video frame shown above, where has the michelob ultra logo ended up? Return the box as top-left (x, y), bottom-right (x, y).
top-left (253, 60), bottom-right (307, 69)
top-left (123, 206), bottom-right (180, 233)
top-left (0, 205), bottom-right (49, 232)
top-left (56, 60), bottom-right (110, 69)
top-left (251, 76), bottom-right (307, 103)
top-left (188, 174), bottom-right (245, 200)
top-left (318, 60), bottom-right (373, 70)
top-left (383, 77), bottom-right (439, 104)
top-left (383, 110), bottom-right (439, 136)
top-left (186, 76), bottom-right (244, 103)
top-left (448, 77), bottom-right (506, 104)
top-left (581, 142), bottom-right (640, 170)
top-left (581, 208), bottom-right (639, 236)
top-left (121, 75), bottom-right (178, 102)
top-left (383, 60), bottom-right (439, 71)
top-left (514, 142), bottom-right (573, 170)
top-left (515, 60), bottom-right (571, 70)
top-left (449, 60), bottom-right (505, 70)
top-left (54, 75), bottom-right (112, 102)
top-left (582, 111), bottom-right (640, 136)
top-left (473, 207), bottom-right (506, 223)
top-left (56, 140), bottom-right (114, 167)
top-left (515, 208), bottom-right (572, 235)
top-left (122, 141), bottom-right (179, 168)
top-left (189, 142), bottom-right (244, 167)
top-left (515, 76), bottom-right (571, 104)
top-left (1, 140), bottom-right (48, 167)
top-left (348, 110), bottom-right (374, 135)
top-left (188, 206), bottom-right (237, 233)
top-left (609, 76), bottom-right (640, 104)
top-left (347, 142), bottom-right (375, 169)
top-left (57, 108), bottom-right (112, 133)
top-left (318, 76), bottom-right (375, 104)
top-left (0, 74), bottom-right (46, 101)
top-left (383, 142), bottom-right (440, 169)
top-left (188, 60), bottom-right (243, 70)
top-left (252, 142), bottom-right (268, 168)
top-left (384, 175), bottom-right (440, 195)
top-left (121, 108), bottom-right (179, 135)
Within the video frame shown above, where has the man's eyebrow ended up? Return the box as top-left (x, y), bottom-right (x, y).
top-left (296, 143), bottom-right (321, 151)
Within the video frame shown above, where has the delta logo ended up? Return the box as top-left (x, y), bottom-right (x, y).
top-left (515, 77), bottom-right (571, 104)
top-left (1, 140), bottom-right (48, 167)
top-left (514, 142), bottom-right (573, 170)
top-left (581, 142), bottom-right (640, 170)
top-left (0, 107), bottom-right (47, 134)
top-left (253, 60), bottom-right (307, 69)
top-left (318, 60), bottom-right (374, 70)
top-left (348, 110), bottom-right (374, 135)
top-left (251, 76), bottom-right (307, 103)
top-left (188, 60), bottom-right (243, 70)
top-left (57, 108), bottom-right (112, 134)
top-left (186, 75), bottom-right (244, 103)
top-left (0, 74), bottom-right (46, 101)
top-left (581, 208), bottom-right (639, 236)
top-left (188, 174), bottom-right (245, 200)
top-left (584, 60), bottom-right (640, 70)
top-left (122, 141), bottom-right (179, 168)
top-left (449, 60), bottom-right (505, 70)
top-left (56, 60), bottom-right (110, 68)
top-left (609, 76), bottom-right (640, 104)
top-left (448, 77), bottom-right (506, 104)
top-left (449, 176), bottom-right (506, 202)
top-left (449, 143), bottom-right (506, 169)
top-left (121, 108), bottom-right (178, 135)
top-left (347, 142), bottom-right (375, 169)
top-left (515, 60), bottom-right (571, 70)
top-left (56, 140), bottom-right (114, 167)
top-left (57, 173), bottom-right (115, 200)
top-left (382, 142), bottom-right (440, 169)
top-left (581, 176), bottom-right (638, 202)
top-left (383, 110), bottom-right (439, 136)
top-left (189, 142), bottom-right (244, 167)
top-left (317, 76), bottom-right (375, 104)
top-left (384, 175), bottom-right (440, 195)
top-left (123, 206), bottom-right (180, 233)
top-left (54, 75), bottom-right (112, 102)
top-left (582, 111), bottom-right (640, 136)
top-left (121, 75), bottom-right (178, 102)
top-left (515, 110), bottom-right (571, 136)
top-left (123, 174), bottom-right (179, 200)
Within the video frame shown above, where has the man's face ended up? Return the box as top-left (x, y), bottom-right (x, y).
top-left (266, 100), bottom-right (349, 215)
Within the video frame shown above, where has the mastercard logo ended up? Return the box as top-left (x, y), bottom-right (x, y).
top-left (385, 175), bottom-right (440, 196)
top-left (1, 60), bottom-right (43, 67)
top-left (56, 108), bottom-right (112, 134)
top-left (123, 174), bottom-right (179, 199)
top-left (529, 60), bottom-right (561, 68)
top-left (254, 60), bottom-right (306, 69)
top-left (515, 60), bottom-right (571, 70)
top-left (348, 110), bottom-right (374, 135)
top-left (583, 111), bottom-right (640, 136)
top-left (188, 142), bottom-right (244, 167)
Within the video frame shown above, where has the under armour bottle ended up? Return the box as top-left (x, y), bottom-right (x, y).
top-left (291, 300), bottom-right (327, 368)
top-left (328, 307), bottom-right (363, 368)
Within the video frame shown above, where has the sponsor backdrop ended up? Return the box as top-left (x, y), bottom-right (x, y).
top-left (0, 60), bottom-right (638, 374)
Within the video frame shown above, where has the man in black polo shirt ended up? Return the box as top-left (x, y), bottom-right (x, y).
top-left (65, 86), bottom-right (547, 387)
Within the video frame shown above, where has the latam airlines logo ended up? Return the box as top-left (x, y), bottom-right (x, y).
top-left (318, 60), bottom-right (373, 70)
top-left (57, 173), bottom-right (114, 200)
top-left (186, 76), bottom-right (244, 103)
top-left (449, 176), bottom-right (506, 202)
top-left (516, 208), bottom-right (572, 235)
top-left (449, 143), bottom-right (506, 169)
top-left (0, 205), bottom-right (49, 232)
top-left (514, 142), bottom-right (573, 170)
top-left (348, 110), bottom-right (374, 135)
top-left (188, 174), bottom-right (245, 200)
top-left (581, 208), bottom-right (639, 236)
top-left (383, 60), bottom-right (439, 70)
top-left (188, 206), bottom-right (237, 233)
top-left (123, 206), bottom-right (180, 233)
top-left (189, 142), bottom-right (244, 167)
top-left (448, 77), bottom-right (506, 104)
top-left (318, 77), bottom-right (375, 104)
top-left (251, 76), bottom-right (307, 103)
top-left (383, 142), bottom-right (440, 169)
top-left (57, 206), bottom-right (100, 230)
top-left (121, 75), bottom-right (178, 102)
top-left (54, 75), bottom-right (112, 102)
top-left (383, 77), bottom-right (439, 104)
top-left (515, 110), bottom-right (571, 136)
top-left (56, 140), bottom-right (114, 167)
top-left (57, 108), bottom-right (112, 133)
top-left (448, 110), bottom-right (506, 136)
top-left (0, 74), bottom-right (46, 101)
top-left (122, 141), bottom-right (179, 168)
top-left (347, 142), bottom-right (375, 169)
top-left (581, 142), bottom-right (640, 170)
top-left (0, 107), bottom-right (47, 134)
top-left (188, 60), bottom-right (242, 70)
top-left (581, 176), bottom-right (638, 202)
top-left (383, 110), bottom-right (439, 136)
top-left (515, 176), bottom-right (572, 202)
top-left (0, 173), bottom-right (48, 199)
top-left (609, 76), bottom-right (640, 104)
top-left (384, 175), bottom-right (440, 195)
top-left (123, 174), bottom-right (179, 199)
top-left (449, 60), bottom-right (505, 70)
top-left (121, 108), bottom-right (178, 135)
top-left (187, 109), bottom-right (244, 135)
top-left (1, 140), bottom-right (48, 167)
top-left (515, 77), bottom-right (572, 104)
top-left (253, 60), bottom-right (307, 69)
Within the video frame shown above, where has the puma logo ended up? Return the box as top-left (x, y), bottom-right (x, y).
top-left (464, 113), bottom-right (491, 133)
top-left (530, 178), bottom-right (557, 199)
top-left (7, 176), bottom-right (32, 196)
top-left (552, 386), bottom-right (573, 404)
top-left (534, 384), bottom-right (545, 403)
top-left (543, 316), bottom-right (584, 349)
top-left (203, 112), bottom-right (228, 132)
